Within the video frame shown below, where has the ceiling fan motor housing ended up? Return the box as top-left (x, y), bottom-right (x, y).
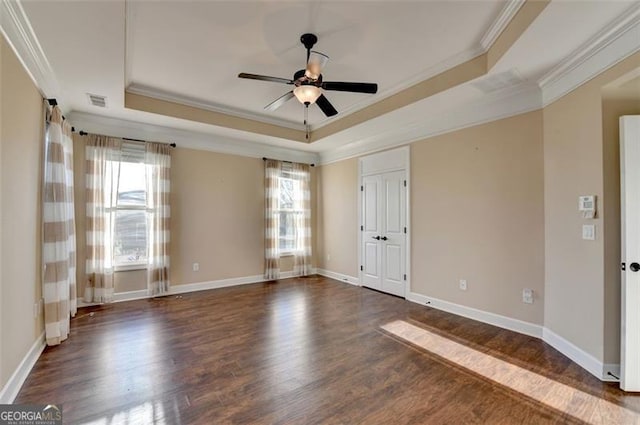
top-left (293, 69), bottom-right (322, 86)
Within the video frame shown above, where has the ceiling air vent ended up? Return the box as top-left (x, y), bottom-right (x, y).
top-left (471, 69), bottom-right (524, 94)
top-left (87, 93), bottom-right (107, 108)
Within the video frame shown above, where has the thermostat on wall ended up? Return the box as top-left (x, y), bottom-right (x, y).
top-left (578, 195), bottom-right (596, 219)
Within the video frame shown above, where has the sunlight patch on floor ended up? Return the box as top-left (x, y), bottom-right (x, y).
top-left (381, 320), bottom-right (640, 425)
top-left (80, 401), bottom-right (167, 425)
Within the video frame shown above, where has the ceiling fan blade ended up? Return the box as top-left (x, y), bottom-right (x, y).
top-left (265, 91), bottom-right (295, 111)
top-left (238, 73), bottom-right (293, 85)
top-left (315, 94), bottom-right (338, 117)
top-left (321, 81), bottom-right (378, 94)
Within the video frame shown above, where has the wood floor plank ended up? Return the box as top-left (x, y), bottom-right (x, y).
top-left (15, 276), bottom-right (640, 424)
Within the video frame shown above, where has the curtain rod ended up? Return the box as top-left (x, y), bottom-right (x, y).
top-left (262, 157), bottom-right (315, 167)
top-left (77, 132), bottom-right (175, 148)
top-left (122, 137), bottom-right (177, 148)
top-left (47, 99), bottom-right (177, 148)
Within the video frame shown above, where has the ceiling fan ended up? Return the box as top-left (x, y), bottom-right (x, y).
top-left (238, 33), bottom-right (378, 121)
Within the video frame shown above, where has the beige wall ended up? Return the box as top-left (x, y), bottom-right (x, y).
top-left (316, 112), bottom-right (545, 325)
top-left (171, 148), bottom-right (264, 284)
top-left (543, 52), bottom-right (640, 363)
top-left (316, 158), bottom-right (359, 277)
top-left (0, 35), bottom-right (44, 389)
top-left (412, 111), bottom-right (545, 324)
top-left (74, 142), bottom-right (317, 296)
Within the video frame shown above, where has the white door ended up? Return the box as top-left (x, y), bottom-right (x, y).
top-left (620, 115), bottom-right (640, 392)
top-left (361, 171), bottom-right (406, 297)
top-left (361, 175), bottom-right (382, 290)
top-left (381, 171), bottom-right (406, 296)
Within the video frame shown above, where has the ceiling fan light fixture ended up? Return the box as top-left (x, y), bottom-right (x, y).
top-left (293, 85), bottom-right (322, 104)
top-left (305, 51), bottom-right (329, 80)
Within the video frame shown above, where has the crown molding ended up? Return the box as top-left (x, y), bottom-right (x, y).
top-left (68, 111), bottom-right (319, 164)
top-left (539, 3), bottom-right (640, 106)
top-left (318, 83), bottom-right (542, 165)
top-left (0, 0), bottom-right (60, 99)
top-left (480, 0), bottom-right (527, 51)
top-left (126, 84), bottom-right (305, 131)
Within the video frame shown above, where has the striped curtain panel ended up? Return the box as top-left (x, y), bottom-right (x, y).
top-left (146, 142), bottom-right (171, 296)
top-left (85, 135), bottom-right (121, 303)
top-left (292, 163), bottom-right (312, 276)
top-left (264, 159), bottom-right (281, 280)
top-left (42, 105), bottom-right (77, 346)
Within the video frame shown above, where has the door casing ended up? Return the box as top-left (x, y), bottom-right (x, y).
top-left (358, 146), bottom-right (411, 298)
top-left (620, 115), bottom-right (640, 391)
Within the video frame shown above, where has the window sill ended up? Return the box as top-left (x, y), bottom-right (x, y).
top-left (280, 252), bottom-right (295, 257)
top-left (115, 264), bottom-right (147, 272)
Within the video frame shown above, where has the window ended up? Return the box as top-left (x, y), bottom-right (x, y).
top-left (277, 170), bottom-right (303, 254)
top-left (111, 160), bottom-right (147, 268)
top-left (264, 159), bottom-right (311, 278)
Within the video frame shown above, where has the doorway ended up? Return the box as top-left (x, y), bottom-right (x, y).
top-left (620, 115), bottom-right (640, 391)
top-left (359, 147), bottom-right (410, 298)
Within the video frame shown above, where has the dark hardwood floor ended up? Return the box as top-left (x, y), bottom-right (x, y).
top-left (16, 276), bottom-right (640, 424)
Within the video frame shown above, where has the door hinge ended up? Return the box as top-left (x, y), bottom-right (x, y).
top-left (404, 227), bottom-right (407, 234)
top-left (360, 225), bottom-right (364, 231)
top-left (622, 262), bottom-right (626, 271)
top-left (361, 185), bottom-right (364, 191)
top-left (403, 274), bottom-right (407, 281)
top-left (360, 265), bottom-right (364, 271)
top-left (404, 180), bottom-right (407, 187)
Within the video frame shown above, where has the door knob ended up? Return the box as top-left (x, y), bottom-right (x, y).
top-left (381, 236), bottom-right (388, 241)
top-left (631, 262), bottom-right (640, 272)
top-left (372, 236), bottom-right (380, 240)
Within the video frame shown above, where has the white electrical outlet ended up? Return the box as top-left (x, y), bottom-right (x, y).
top-left (327, 253), bottom-right (331, 261)
top-left (33, 302), bottom-right (39, 318)
top-left (193, 262), bottom-right (199, 272)
top-left (459, 279), bottom-right (467, 291)
top-left (523, 288), bottom-right (534, 304)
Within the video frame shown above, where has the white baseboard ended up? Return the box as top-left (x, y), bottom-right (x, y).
top-left (169, 274), bottom-right (267, 296)
top-left (0, 332), bottom-right (46, 403)
top-left (79, 270), bottom-right (316, 306)
top-left (407, 292), bottom-right (543, 338)
top-left (406, 290), bottom-right (620, 382)
top-left (316, 268), bottom-right (360, 286)
top-left (542, 327), bottom-right (620, 382)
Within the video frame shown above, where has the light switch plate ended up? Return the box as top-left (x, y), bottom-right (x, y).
top-left (522, 288), bottom-right (534, 304)
top-left (582, 224), bottom-right (595, 240)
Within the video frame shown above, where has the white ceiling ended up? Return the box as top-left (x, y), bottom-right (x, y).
top-left (13, 0), bottom-right (639, 158)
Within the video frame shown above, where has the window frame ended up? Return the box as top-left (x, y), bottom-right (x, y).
top-left (109, 156), bottom-right (149, 271)
top-left (276, 174), bottom-right (303, 256)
